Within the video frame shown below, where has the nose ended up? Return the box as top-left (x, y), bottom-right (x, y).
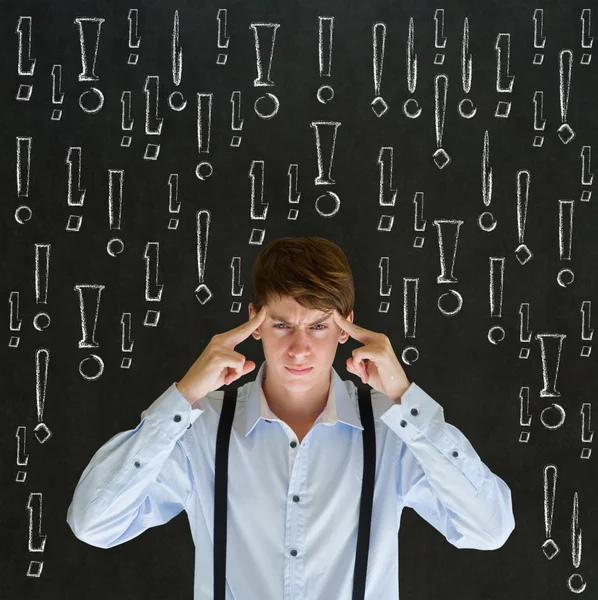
top-left (287, 330), bottom-right (312, 357)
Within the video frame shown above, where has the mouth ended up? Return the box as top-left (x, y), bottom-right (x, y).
top-left (285, 366), bottom-right (313, 375)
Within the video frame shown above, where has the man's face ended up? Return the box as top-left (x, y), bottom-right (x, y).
top-left (248, 296), bottom-right (353, 388)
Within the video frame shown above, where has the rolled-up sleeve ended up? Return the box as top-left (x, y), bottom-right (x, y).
top-left (380, 382), bottom-right (515, 550)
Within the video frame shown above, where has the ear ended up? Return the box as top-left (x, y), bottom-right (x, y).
top-left (338, 310), bottom-right (354, 344)
top-left (249, 303), bottom-right (262, 339)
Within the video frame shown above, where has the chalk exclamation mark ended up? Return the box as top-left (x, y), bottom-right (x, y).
top-left (557, 49), bottom-right (575, 144)
top-left (433, 74), bottom-right (450, 168)
top-left (168, 10), bottom-right (186, 112)
top-left (494, 32), bottom-right (514, 118)
top-left (557, 198), bottom-right (575, 286)
top-left (458, 18), bottom-right (476, 118)
top-left (34, 243), bottom-right (51, 331)
top-left (196, 93), bottom-right (213, 180)
top-left (50, 63), bottom-right (64, 121)
top-left (435, 219), bottom-right (464, 317)
top-left (488, 256), bottom-right (505, 343)
top-left (567, 492), bottom-right (586, 593)
top-left (107, 169), bottom-right (124, 257)
top-left (250, 22), bottom-right (280, 119)
top-left (74, 17), bottom-right (106, 114)
top-left (542, 464), bottom-right (560, 559)
top-left (402, 277), bottom-right (419, 365)
top-left (403, 17), bottom-right (421, 118)
top-left (515, 169), bottom-right (532, 265)
top-left (217, 9), bottom-right (229, 65)
top-left (580, 9), bottom-right (593, 65)
top-left (311, 121), bottom-right (341, 217)
top-left (65, 146), bottom-right (86, 232)
top-left (433, 9), bottom-right (447, 64)
top-left (127, 9), bottom-right (140, 65)
top-left (532, 91), bottom-right (546, 147)
top-left (15, 136), bottom-right (32, 225)
top-left (580, 300), bottom-right (593, 362)
top-left (533, 9), bottom-right (546, 65)
top-left (371, 22), bottom-right (388, 117)
top-left (143, 75), bottom-right (163, 160)
top-left (478, 130), bottom-right (495, 232)
top-left (378, 257), bottom-right (391, 314)
top-left (194, 209), bottom-right (213, 304)
top-left (317, 16), bottom-right (334, 104)
top-left (16, 16), bottom-right (36, 101)
top-left (580, 145), bottom-right (593, 201)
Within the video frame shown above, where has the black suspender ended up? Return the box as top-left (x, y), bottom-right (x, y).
top-left (214, 385), bottom-right (376, 600)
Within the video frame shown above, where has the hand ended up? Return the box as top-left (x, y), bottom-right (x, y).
top-left (332, 310), bottom-right (411, 403)
top-left (176, 306), bottom-right (267, 404)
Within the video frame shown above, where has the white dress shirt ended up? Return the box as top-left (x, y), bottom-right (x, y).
top-left (67, 360), bottom-right (515, 599)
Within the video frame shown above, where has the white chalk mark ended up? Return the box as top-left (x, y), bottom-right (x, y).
top-left (27, 493), bottom-right (47, 552)
top-left (144, 76), bottom-right (164, 135)
top-left (371, 22), bottom-right (388, 116)
top-left (51, 65), bottom-right (64, 104)
top-left (66, 147), bottom-right (86, 206)
top-left (74, 17), bottom-right (105, 82)
top-left (495, 33), bottom-right (514, 93)
top-left (434, 9), bottom-right (447, 48)
top-left (581, 146), bottom-right (594, 185)
top-left (249, 161), bottom-right (268, 219)
top-left (533, 91), bottom-right (546, 130)
top-left (194, 209), bottom-right (213, 304)
top-left (172, 10), bottom-right (183, 85)
top-left (75, 284), bottom-right (104, 348)
top-left (250, 22), bottom-right (279, 86)
top-left (533, 9), bottom-right (546, 48)
top-left (311, 121), bottom-right (340, 185)
top-left (581, 9), bottom-right (593, 48)
top-left (16, 16), bottom-right (36, 75)
top-left (16, 136), bottom-right (31, 198)
top-left (128, 9), bottom-right (140, 48)
top-left (144, 242), bottom-right (164, 302)
top-left (378, 147), bottom-right (398, 206)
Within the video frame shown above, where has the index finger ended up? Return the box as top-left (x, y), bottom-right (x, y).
top-left (221, 305), bottom-right (268, 348)
top-left (332, 309), bottom-right (371, 343)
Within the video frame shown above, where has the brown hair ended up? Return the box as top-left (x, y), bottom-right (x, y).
top-left (251, 236), bottom-right (355, 318)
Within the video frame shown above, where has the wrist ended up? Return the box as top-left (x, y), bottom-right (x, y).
top-left (175, 381), bottom-right (195, 405)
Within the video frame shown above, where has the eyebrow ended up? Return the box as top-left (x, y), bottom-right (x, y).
top-left (269, 313), bottom-right (332, 326)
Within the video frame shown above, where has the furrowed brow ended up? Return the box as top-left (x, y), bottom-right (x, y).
top-left (270, 313), bottom-right (332, 326)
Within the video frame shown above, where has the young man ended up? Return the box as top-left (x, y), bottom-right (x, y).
top-left (67, 236), bottom-right (515, 600)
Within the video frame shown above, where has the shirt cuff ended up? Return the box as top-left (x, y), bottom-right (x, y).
top-left (140, 382), bottom-right (206, 440)
top-left (379, 382), bottom-right (443, 443)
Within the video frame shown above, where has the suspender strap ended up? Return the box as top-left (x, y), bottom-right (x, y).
top-left (213, 385), bottom-right (376, 600)
top-left (214, 386), bottom-right (238, 600)
top-left (352, 385), bottom-right (376, 599)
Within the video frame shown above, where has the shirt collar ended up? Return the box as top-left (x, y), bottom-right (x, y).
top-left (243, 360), bottom-right (365, 437)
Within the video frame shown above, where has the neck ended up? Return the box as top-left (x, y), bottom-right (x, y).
top-left (262, 363), bottom-right (331, 424)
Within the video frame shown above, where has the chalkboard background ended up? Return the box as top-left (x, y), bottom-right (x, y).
top-left (3, 1), bottom-right (597, 598)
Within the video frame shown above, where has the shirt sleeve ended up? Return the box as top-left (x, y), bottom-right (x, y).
top-left (379, 382), bottom-right (515, 551)
top-left (66, 382), bottom-right (206, 549)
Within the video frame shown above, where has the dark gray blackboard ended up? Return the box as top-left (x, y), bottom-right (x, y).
top-left (2, 1), bottom-right (596, 599)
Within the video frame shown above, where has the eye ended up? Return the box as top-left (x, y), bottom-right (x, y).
top-left (273, 323), bottom-right (327, 330)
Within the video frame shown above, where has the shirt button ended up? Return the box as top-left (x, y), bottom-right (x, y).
top-left (174, 414), bottom-right (182, 422)
top-left (410, 408), bottom-right (418, 416)
top-left (290, 441), bottom-right (297, 448)
top-left (400, 420), bottom-right (407, 427)
top-left (187, 423), bottom-right (192, 429)
top-left (293, 495), bottom-right (300, 502)
top-left (134, 461), bottom-right (140, 468)
top-left (452, 450), bottom-right (459, 457)
top-left (290, 550), bottom-right (298, 557)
